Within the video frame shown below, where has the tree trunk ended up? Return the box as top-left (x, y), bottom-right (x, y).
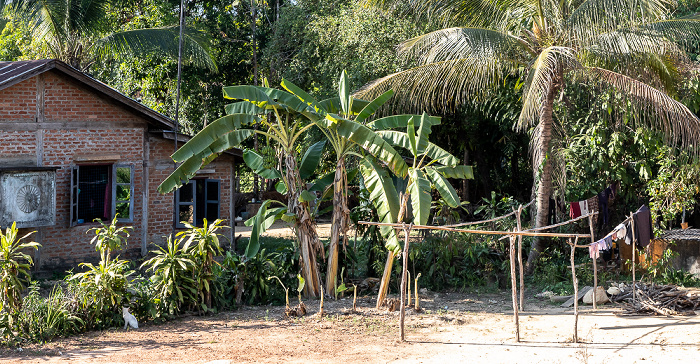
top-left (375, 192), bottom-right (410, 308)
top-left (285, 153), bottom-right (323, 297)
top-left (525, 85), bottom-right (557, 275)
top-left (325, 159), bottom-right (349, 296)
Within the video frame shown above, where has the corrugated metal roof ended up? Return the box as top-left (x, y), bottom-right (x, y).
top-left (0, 59), bottom-right (54, 88)
top-left (658, 228), bottom-right (700, 241)
top-left (0, 59), bottom-right (175, 130)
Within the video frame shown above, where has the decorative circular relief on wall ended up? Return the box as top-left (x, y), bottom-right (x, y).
top-left (17, 184), bottom-right (41, 213)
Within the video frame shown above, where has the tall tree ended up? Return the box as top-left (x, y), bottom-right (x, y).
top-left (3, 0), bottom-right (215, 71)
top-left (359, 0), bottom-right (700, 272)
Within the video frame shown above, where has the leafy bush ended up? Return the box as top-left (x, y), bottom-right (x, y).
top-left (177, 219), bottom-right (226, 312)
top-left (141, 235), bottom-right (197, 316)
top-left (67, 258), bottom-right (132, 329)
top-left (14, 282), bottom-right (82, 342)
top-left (67, 217), bottom-right (133, 329)
top-left (0, 222), bottom-right (40, 312)
top-left (410, 234), bottom-right (509, 291)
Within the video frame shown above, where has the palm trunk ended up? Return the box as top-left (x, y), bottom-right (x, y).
top-left (376, 192), bottom-right (410, 308)
top-left (325, 159), bottom-right (349, 296)
top-left (285, 153), bottom-right (323, 297)
top-left (525, 85), bottom-right (557, 274)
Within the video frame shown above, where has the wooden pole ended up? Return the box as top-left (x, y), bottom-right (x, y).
top-left (516, 205), bottom-right (524, 311)
top-left (399, 224), bottom-right (411, 342)
top-left (570, 237), bottom-right (579, 343)
top-left (630, 212), bottom-right (636, 302)
top-left (509, 234), bottom-right (520, 342)
top-left (588, 214), bottom-right (597, 310)
top-left (407, 271), bottom-right (411, 307)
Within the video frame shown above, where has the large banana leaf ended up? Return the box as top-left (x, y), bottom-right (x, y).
top-left (158, 129), bottom-right (253, 194)
top-left (224, 101), bottom-right (266, 115)
top-left (299, 140), bottom-right (326, 180)
top-left (434, 165), bottom-right (474, 179)
top-left (244, 200), bottom-right (287, 259)
top-left (360, 157), bottom-right (401, 254)
top-left (158, 154), bottom-right (207, 194)
top-left (407, 116), bottom-right (418, 157)
top-left (223, 85), bottom-right (319, 120)
top-left (376, 130), bottom-right (460, 166)
top-left (334, 120), bottom-right (409, 177)
top-left (171, 114), bottom-right (254, 162)
top-left (367, 114), bottom-right (441, 130)
top-left (415, 113), bottom-right (430, 155)
top-left (425, 167), bottom-right (460, 208)
top-left (308, 168), bottom-right (358, 192)
top-left (281, 79), bottom-right (326, 115)
top-left (408, 168), bottom-right (431, 226)
top-left (339, 70), bottom-right (352, 116)
top-left (355, 90), bottom-right (395, 123)
top-left (319, 97), bottom-right (370, 114)
top-left (243, 150), bottom-right (282, 180)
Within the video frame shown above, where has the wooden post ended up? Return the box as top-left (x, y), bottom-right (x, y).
top-left (509, 234), bottom-right (520, 342)
top-left (630, 212), bottom-right (636, 302)
top-left (399, 224), bottom-right (411, 341)
top-left (516, 205), bottom-right (524, 311)
top-left (588, 214), bottom-right (597, 310)
top-left (407, 271), bottom-right (411, 307)
top-left (570, 237), bottom-right (579, 343)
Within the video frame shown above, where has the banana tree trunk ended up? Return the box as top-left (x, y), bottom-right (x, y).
top-left (285, 153), bottom-right (323, 297)
top-left (376, 192), bottom-right (410, 308)
top-left (525, 85), bottom-right (557, 275)
top-left (325, 159), bottom-right (349, 296)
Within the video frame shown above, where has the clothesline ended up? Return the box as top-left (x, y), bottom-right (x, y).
top-left (358, 221), bottom-right (590, 238)
top-left (441, 199), bottom-right (535, 228)
top-left (498, 211), bottom-right (598, 241)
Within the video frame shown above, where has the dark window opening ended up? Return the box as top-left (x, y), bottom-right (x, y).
top-left (175, 179), bottom-right (219, 228)
top-left (70, 164), bottom-right (134, 226)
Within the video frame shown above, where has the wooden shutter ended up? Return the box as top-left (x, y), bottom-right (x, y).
top-left (69, 165), bottom-right (79, 227)
top-left (205, 179), bottom-right (220, 221)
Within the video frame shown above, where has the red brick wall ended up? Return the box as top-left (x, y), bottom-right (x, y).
top-left (0, 70), bottom-right (237, 270)
top-left (147, 136), bottom-right (235, 248)
top-left (0, 78), bottom-right (36, 120)
top-left (0, 71), bottom-right (146, 269)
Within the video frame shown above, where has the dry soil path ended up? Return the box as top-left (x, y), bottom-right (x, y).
top-left (3, 292), bottom-right (700, 363)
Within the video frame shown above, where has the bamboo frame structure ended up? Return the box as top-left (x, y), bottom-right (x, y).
top-left (360, 207), bottom-right (598, 342)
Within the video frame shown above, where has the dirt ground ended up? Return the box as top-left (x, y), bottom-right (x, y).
top-left (2, 290), bottom-right (700, 364)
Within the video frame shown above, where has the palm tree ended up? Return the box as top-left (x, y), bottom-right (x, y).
top-left (4, 0), bottom-right (215, 71)
top-left (358, 0), bottom-right (700, 272)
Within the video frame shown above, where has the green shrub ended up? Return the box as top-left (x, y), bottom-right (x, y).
top-left (67, 217), bottom-right (133, 329)
top-left (0, 222), bottom-right (40, 312)
top-left (15, 282), bottom-right (82, 342)
top-left (141, 235), bottom-right (197, 316)
top-left (178, 219), bottom-right (226, 312)
top-left (410, 234), bottom-right (509, 291)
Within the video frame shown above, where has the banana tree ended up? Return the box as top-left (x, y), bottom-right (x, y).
top-left (360, 113), bottom-right (474, 308)
top-left (280, 70), bottom-right (427, 296)
top-left (158, 80), bottom-right (409, 297)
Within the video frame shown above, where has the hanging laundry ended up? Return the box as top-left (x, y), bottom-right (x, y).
top-left (589, 243), bottom-right (600, 259)
top-left (580, 200), bottom-right (589, 216)
top-left (624, 220), bottom-right (633, 245)
top-left (634, 205), bottom-right (653, 248)
top-left (586, 195), bottom-right (599, 214)
top-left (611, 223), bottom-right (626, 241)
top-left (598, 187), bottom-right (613, 226)
top-left (569, 201), bottom-right (581, 218)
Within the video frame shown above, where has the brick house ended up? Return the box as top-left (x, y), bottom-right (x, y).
top-left (0, 59), bottom-right (241, 270)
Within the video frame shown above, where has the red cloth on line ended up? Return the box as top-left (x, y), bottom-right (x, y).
top-left (569, 202), bottom-right (581, 219)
